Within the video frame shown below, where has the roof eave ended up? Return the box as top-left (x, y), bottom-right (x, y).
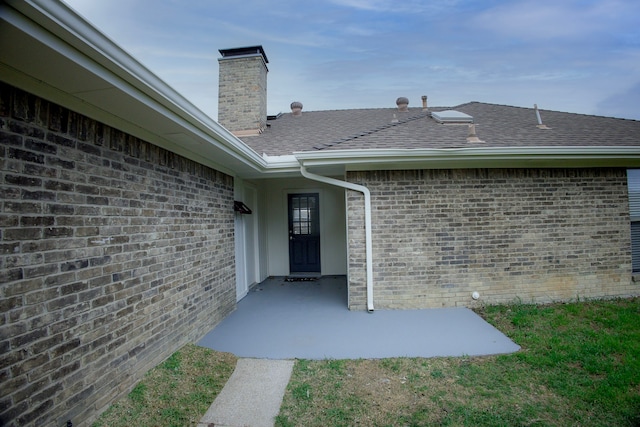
top-left (295, 147), bottom-right (640, 172)
top-left (4, 2), bottom-right (639, 181)
top-left (0, 0), bottom-right (268, 178)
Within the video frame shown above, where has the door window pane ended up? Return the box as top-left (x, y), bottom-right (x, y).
top-left (291, 195), bottom-right (318, 235)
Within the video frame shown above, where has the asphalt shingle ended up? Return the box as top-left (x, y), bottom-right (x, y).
top-left (240, 102), bottom-right (640, 157)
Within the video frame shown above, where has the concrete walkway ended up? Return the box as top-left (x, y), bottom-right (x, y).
top-left (197, 359), bottom-right (294, 427)
top-left (198, 276), bottom-right (520, 359)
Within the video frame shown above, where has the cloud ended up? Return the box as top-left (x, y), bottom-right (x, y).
top-left (328, 0), bottom-right (459, 14)
top-left (595, 82), bottom-right (640, 120)
top-left (63, 0), bottom-right (640, 120)
top-left (472, 0), bottom-right (640, 42)
top-left (343, 25), bottom-right (377, 37)
top-left (328, 0), bottom-right (411, 12)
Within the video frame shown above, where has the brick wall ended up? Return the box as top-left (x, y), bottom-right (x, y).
top-left (0, 82), bottom-right (236, 426)
top-left (218, 55), bottom-right (268, 133)
top-left (347, 168), bottom-right (636, 310)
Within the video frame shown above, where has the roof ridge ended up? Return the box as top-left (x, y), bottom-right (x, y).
top-left (295, 106), bottom-right (428, 114)
top-left (313, 111), bottom-right (430, 150)
top-left (455, 101), bottom-right (640, 122)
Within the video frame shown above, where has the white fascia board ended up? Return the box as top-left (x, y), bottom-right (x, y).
top-left (261, 154), bottom-right (300, 168)
top-left (294, 146), bottom-right (640, 170)
top-left (2, 0), bottom-right (268, 176)
top-left (234, 154), bottom-right (300, 178)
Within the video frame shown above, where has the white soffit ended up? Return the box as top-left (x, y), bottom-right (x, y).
top-left (431, 110), bottom-right (474, 124)
top-left (0, 0), bottom-right (291, 178)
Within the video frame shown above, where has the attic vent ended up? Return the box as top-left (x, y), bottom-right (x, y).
top-left (431, 110), bottom-right (474, 124)
top-left (290, 101), bottom-right (303, 116)
top-left (396, 97), bottom-right (409, 112)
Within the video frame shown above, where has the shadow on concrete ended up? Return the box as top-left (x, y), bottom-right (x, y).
top-left (197, 276), bottom-right (520, 359)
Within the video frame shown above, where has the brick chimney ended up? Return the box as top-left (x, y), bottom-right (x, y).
top-left (218, 46), bottom-right (269, 136)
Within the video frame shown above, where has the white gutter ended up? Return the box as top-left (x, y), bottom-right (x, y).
top-left (300, 166), bottom-right (375, 312)
top-left (1, 0), bottom-right (269, 177)
top-left (295, 146), bottom-right (640, 169)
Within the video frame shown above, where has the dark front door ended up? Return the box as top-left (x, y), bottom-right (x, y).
top-left (288, 193), bottom-right (321, 273)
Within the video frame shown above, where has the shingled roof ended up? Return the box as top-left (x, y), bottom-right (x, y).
top-left (240, 102), bottom-right (640, 157)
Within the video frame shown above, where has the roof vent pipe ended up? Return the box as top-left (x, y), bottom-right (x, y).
top-left (421, 95), bottom-right (429, 111)
top-left (534, 104), bottom-right (551, 129)
top-left (290, 101), bottom-right (303, 116)
top-left (467, 124), bottom-right (484, 143)
top-left (396, 97), bottom-right (409, 112)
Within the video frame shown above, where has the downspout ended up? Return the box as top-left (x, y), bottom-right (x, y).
top-left (300, 166), bottom-right (374, 312)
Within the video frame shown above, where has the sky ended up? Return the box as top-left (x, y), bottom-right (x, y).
top-left (63, 0), bottom-right (640, 121)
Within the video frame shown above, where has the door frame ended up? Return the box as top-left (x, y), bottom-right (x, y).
top-left (235, 182), bottom-right (260, 301)
top-left (285, 189), bottom-right (323, 274)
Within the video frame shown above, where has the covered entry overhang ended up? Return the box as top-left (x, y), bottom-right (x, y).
top-left (287, 147), bottom-right (640, 311)
top-left (248, 147), bottom-right (640, 311)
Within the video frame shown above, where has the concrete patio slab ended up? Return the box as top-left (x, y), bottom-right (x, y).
top-left (198, 276), bottom-right (520, 359)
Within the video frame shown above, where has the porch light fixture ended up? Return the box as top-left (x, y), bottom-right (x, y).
top-left (234, 201), bottom-right (252, 214)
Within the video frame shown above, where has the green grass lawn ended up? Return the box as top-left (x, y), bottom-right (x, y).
top-left (276, 298), bottom-right (640, 426)
top-left (91, 345), bottom-right (237, 427)
top-left (92, 298), bottom-right (640, 427)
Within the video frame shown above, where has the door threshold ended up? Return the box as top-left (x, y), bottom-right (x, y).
top-left (285, 272), bottom-right (321, 281)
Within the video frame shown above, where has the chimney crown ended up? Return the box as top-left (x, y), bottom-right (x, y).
top-left (219, 46), bottom-right (269, 64)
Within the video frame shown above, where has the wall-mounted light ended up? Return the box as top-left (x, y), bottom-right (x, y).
top-left (234, 201), bottom-right (252, 214)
